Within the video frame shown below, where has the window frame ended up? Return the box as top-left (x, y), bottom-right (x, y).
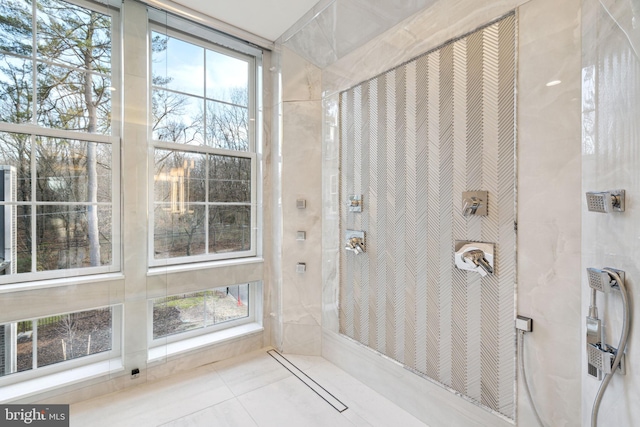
top-left (147, 23), bottom-right (260, 267)
top-left (0, 0), bottom-right (122, 285)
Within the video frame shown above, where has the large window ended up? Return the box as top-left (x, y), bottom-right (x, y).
top-left (149, 26), bottom-right (257, 266)
top-left (0, 0), bottom-right (120, 283)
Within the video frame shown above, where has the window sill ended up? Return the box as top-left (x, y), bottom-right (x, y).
top-left (148, 322), bottom-right (264, 362)
top-left (147, 257), bottom-right (264, 277)
top-left (1, 358), bottom-right (124, 403)
top-left (0, 273), bottom-right (125, 295)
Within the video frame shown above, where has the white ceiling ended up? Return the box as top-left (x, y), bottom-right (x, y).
top-left (170, 0), bottom-right (320, 42)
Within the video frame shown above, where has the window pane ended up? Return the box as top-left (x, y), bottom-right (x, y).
top-left (36, 138), bottom-right (111, 203)
top-left (16, 321), bottom-right (33, 373)
top-left (207, 101), bottom-right (249, 151)
top-left (37, 308), bottom-right (112, 368)
top-left (208, 205), bottom-right (250, 253)
top-left (154, 204), bottom-right (205, 259)
top-left (206, 50), bottom-right (248, 105)
top-left (0, 0), bottom-right (33, 56)
top-left (154, 150), bottom-right (205, 204)
top-left (205, 100), bottom-right (248, 151)
top-left (0, 56), bottom-right (33, 124)
top-left (152, 285), bottom-right (250, 340)
top-left (152, 89), bottom-right (203, 144)
top-left (152, 292), bottom-right (206, 339)
top-left (209, 155), bottom-right (250, 203)
top-left (0, 131), bottom-right (31, 202)
top-left (151, 33), bottom-right (204, 97)
top-left (17, 205), bottom-right (31, 273)
top-left (206, 284), bottom-right (248, 326)
top-left (36, 0), bottom-right (112, 73)
top-left (0, 322), bottom-right (33, 377)
top-left (37, 66), bottom-right (112, 135)
top-left (36, 205), bottom-right (112, 271)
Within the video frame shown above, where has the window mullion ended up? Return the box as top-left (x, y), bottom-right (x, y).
top-left (31, 319), bottom-right (37, 370)
top-left (203, 48), bottom-right (208, 144)
top-left (30, 134), bottom-right (37, 273)
top-left (204, 155), bottom-right (210, 253)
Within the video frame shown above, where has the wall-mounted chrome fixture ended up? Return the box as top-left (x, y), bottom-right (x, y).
top-left (462, 191), bottom-right (488, 217)
top-left (296, 199), bottom-right (307, 209)
top-left (296, 231), bottom-right (306, 241)
top-left (586, 267), bottom-right (631, 427)
top-left (587, 267), bottom-right (625, 293)
top-left (345, 230), bottom-right (365, 255)
top-left (296, 263), bottom-right (306, 273)
top-left (585, 190), bottom-right (625, 213)
top-left (587, 342), bottom-right (625, 376)
top-left (454, 241), bottom-right (494, 277)
top-left (348, 195), bottom-right (363, 212)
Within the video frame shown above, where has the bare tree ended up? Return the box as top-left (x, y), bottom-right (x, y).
top-left (56, 313), bottom-right (79, 360)
top-left (205, 88), bottom-right (248, 151)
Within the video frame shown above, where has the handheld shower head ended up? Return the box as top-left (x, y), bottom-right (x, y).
top-left (587, 343), bottom-right (616, 375)
top-left (587, 268), bottom-right (614, 293)
top-left (587, 267), bottom-right (624, 293)
top-left (585, 190), bottom-right (625, 213)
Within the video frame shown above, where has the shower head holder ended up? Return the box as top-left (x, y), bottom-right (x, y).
top-left (585, 190), bottom-right (625, 213)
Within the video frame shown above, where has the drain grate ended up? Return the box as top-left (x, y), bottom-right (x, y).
top-left (267, 349), bottom-right (348, 413)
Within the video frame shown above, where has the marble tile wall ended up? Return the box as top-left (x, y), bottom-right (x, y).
top-left (281, 0), bottom-right (436, 68)
top-left (582, 0), bottom-right (640, 425)
top-left (517, 0), bottom-right (583, 426)
top-left (276, 47), bottom-right (323, 355)
top-left (279, 0), bottom-right (583, 425)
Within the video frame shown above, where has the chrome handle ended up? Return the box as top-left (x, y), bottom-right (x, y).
top-left (462, 249), bottom-right (493, 276)
top-left (476, 256), bottom-right (493, 275)
top-left (461, 191), bottom-right (488, 216)
top-left (463, 198), bottom-right (480, 217)
top-left (347, 195), bottom-right (363, 212)
top-left (345, 237), bottom-right (365, 255)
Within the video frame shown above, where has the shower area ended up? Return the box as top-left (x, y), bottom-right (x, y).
top-left (279, 0), bottom-right (582, 425)
top-left (336, 15), bottom-right (516, 418)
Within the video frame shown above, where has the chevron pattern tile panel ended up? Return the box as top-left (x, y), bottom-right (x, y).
top-left (339, 14), bottom-right (516, 419)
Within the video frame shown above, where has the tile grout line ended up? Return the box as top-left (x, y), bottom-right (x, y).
top-left (155, 395), bottom-right (240, 427)
top-left (266, 350), bottom-right (349, 413)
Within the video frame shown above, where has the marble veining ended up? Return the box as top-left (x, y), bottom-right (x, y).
top-left (280, 0), bottom-right (435, 68)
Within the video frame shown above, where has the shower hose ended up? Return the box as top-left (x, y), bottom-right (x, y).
top-left (591, 269), bottom-right (630, 427)
top-left (517, 330), bottom-right (545, 427)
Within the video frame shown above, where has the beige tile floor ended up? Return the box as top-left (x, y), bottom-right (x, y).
top-left (70, 348), bottom-right (428, 427)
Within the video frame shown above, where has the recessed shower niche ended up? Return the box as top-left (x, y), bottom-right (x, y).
top-left (338, 14), bottom-right (517, 418)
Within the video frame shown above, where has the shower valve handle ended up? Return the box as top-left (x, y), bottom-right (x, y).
top-left (454, 241), bottom-right (495, 278)
top-left (463, 198), bottom-right (481, 216)
top-left (463, 249), bottom-right (494, 276)
top-left (344, 235), bottom-right (365, 255)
